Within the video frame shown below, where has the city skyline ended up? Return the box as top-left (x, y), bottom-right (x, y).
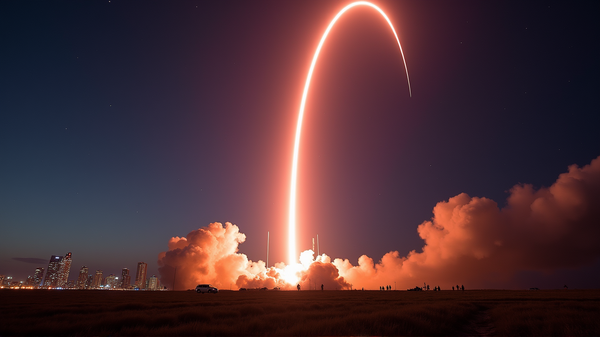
top-left (1, 1), bottom-right (599, 289)
top-left (0, 251), bottom-right (156, 290)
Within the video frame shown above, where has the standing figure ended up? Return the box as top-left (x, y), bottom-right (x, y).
top-left (297, 284), bottom-right (300, 291)
top-left (321, 284), bottom-right (323, 291)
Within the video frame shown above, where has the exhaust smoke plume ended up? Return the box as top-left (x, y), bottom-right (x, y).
top-left (159, 156), bottom-right (600, 289)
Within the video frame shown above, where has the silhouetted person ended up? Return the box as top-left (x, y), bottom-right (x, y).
top-left (297, 284), bottom-right (300, 291)
top-left (321, 284), bottom-right (323, 291)
top-left (452, 286), bottom-right (454, 290)
top-left (427, 285), bottom-right (430, 291)
top-left (457, 284), bottom-right (459, 291)
top-left (461, 285), bottom-right (464, 291)
top-left (564, 284), bottom-right (568, 289)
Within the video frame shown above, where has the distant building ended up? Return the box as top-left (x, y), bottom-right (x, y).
top-left (135, 262), bottom-right (147, 289)
top-left (105, 274), bottom-right (118, 289)
top-left (86, 274), bottom-right (94, 288)
top-left (43, 255), bottom-right (63, 287)
top-left (57, 252), bottom-right (72, 288)
top-left (77, 266), bottom-right (89, 289)
top-left (148, 275), bottom-right (158, 290)
top-left (92, 270), bottom-right (103, 288)
top-left (33, 267), bottom-right (45, 287)
top-left (121, 268), bottom-right (131, 289)
top-left (0, 275), bottom-right (5, 287)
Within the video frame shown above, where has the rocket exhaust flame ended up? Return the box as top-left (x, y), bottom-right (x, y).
top-left (288, 1), bottom-right (412, 264)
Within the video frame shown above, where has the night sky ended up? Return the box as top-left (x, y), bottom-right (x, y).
top-left (1, 0), bottom-right (599, 287)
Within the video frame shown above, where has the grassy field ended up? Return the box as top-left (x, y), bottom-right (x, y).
top-left (1, 289), bottom-right (599, 336)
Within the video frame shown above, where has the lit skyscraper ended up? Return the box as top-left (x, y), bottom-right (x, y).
top-left (92, 270), bottom-right (103, 288)
top-left (105, 274), bottom-right (118, 289)
top-left (121, 268), bottom-right (130, 289)
top-left (86, 274), bottom-right (93, 288)
top-left (148, 275), bottom-right (159, 290)
top-left (57, 252), bottom-right (72, 288)
top-left (43, 255), bottom-right (62, 287)
top-left (135, 262), bottom-right (147, 289)
top-left (77, 266), bottom-right (88, 289)
top-left (33, 267), bottom-right (44, 287)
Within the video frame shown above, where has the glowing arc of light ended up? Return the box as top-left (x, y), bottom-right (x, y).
top-left (288, 1), bottom-right (412, 265)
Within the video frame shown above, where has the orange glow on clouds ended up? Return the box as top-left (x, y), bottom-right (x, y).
top-left (288, 1), bottom-right (412, 265)
top-left (158, 156), bottom-right (600, 290)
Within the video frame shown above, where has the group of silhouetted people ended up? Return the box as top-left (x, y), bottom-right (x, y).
top-left (295, 283), bottom-right (325, 291)
top-left (380, 285), bottom-right (393, 291)
top-left (422, 284), bottom-right (466, 291)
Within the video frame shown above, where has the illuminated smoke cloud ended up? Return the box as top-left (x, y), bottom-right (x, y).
top-left (298, 256), bottom-right (351, 290)
top-left (159, 156), bottom-right (600, 290)
top-left (157, 222), bottom-right (251, 290)
top-left (158, 222), bottom-right (347, 290)
top-left (335, 156), bottom-right (600, 289)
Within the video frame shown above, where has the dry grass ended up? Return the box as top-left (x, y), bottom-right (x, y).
top-left (0, 289), bottom-right (598, 336)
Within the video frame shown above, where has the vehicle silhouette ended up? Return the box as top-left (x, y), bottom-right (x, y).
top-left (195, 284), bottom-right (218, 294)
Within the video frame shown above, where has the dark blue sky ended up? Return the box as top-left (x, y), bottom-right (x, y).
top-left (1, 0), bottom-right (598, 285)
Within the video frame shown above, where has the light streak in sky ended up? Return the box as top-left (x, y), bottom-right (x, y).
top-left (288, 1), bottom-right (412, 265)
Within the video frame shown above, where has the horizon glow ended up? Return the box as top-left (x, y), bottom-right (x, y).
top-left (288, 1), bottom-right (412, 265)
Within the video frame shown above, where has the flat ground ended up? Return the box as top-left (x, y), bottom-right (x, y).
top-left (1, 289), bottom-right (599, 336)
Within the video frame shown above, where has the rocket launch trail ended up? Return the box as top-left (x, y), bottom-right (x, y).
top-left (288, 1), bottom-right (412, 264)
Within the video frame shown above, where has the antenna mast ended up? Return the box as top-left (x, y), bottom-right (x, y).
top-left (317, 234), bottom-right (320, 256)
